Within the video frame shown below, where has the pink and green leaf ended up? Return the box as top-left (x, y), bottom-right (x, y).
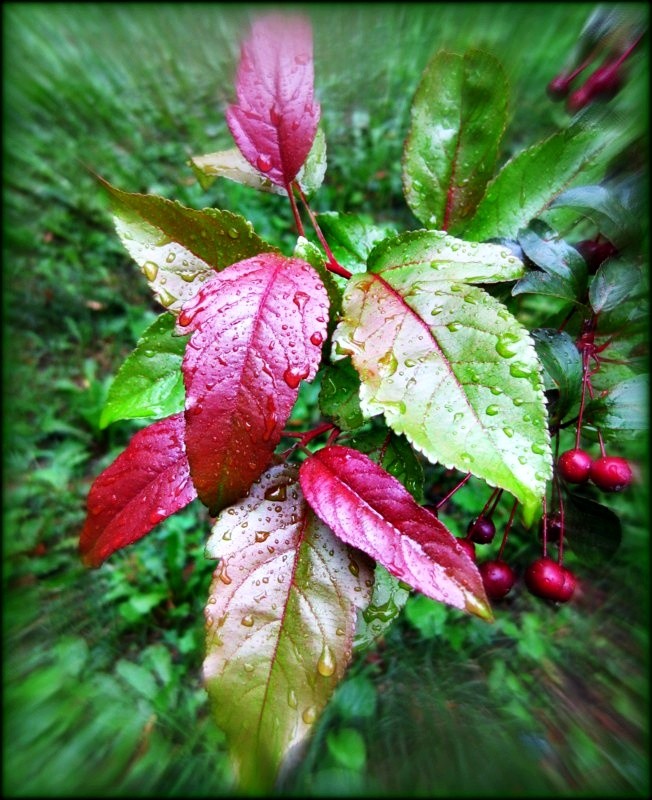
top-left (190, 127), bottom-right (327, 196)
top-left (402, 50), bottom-right (509, 233)
top-left (100, 313), bottom-right (188, 429)
top-left (79, 413), bottom-right (196, 568)
top-left (203, 464), bottom-right (372, 792)
top-left (226, 14), bottom-right (320, 188)
top-left (300, 445), bottom-right (492, 620)
top-left (102, 178), bottom-right (274, 314)
top-left (178, 254), bottom-right (328, 514)
top-left (332, 265), bottom-right (552, 519)
top-left (367, 229), bottom-right (525, 284)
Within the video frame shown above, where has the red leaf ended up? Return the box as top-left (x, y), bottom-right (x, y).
top-left (299, 445), bottom-right (493, 620)
top-left (79, 413), bottom-right (196, 568)
top-left (226, 14), bottom-right (320, 187)
top-left (178, 254), bottom-right (328, 514)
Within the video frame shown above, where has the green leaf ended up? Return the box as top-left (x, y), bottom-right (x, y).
top-left (326, 728), bottom-right (367, 770)
top-left (316, 211), bottom-right (396, 274)
top-left (115, 660), bottom-right (158, 701)
top-left (203, 465), bottom-right (372, 793)
top-left (100, 314), bottom-right (188, 428)
top-left (367, 229), bottom-right (525, 284)
top-left (319, 360), bottom-right (365, 431)
top-left (531, 328), bottom-right (582, 425)
top-left (513, 220), bottom-right (588, 306)
top-left (354, 565), bottom-right (411, 650)
top-left (331, 675), bottom-right (377, 720)
top-left (101, 178), bottom-right (274, 314)
top-left (564, 492), bottom-right (622, 567)
top-left (589, 258), bottom-right (646, 314)
top-left (584, 374), bottom-right (648, 441)
top-left (549, 185), bottom-right (635, 248)
top-left (402, 49), bottom-right (508, 233)
top-left (190, 127), bottom-right (327, 197)
top-left (463, 125), bottom-right (605, 241)
top-left (333, 269), bottom-right (552, 518)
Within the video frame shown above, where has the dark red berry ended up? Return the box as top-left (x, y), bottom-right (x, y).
top-left (576, 238), bottom-right (618, 273)
top-left (456, 537), bottom-right (476, 562)
top-left (538, 511), bottom-right (563, 543)
top-left (589, 455), bottom-right (633, 492)
top-left (557, 448), bottom-right (593, 483)
top-left (525, 557), bottom-right (575, 602)
top-left (567, 83), bottom-right (594, 113)
top-left (479, 560), bottom-right (516, 600)
top-left (556, 567), bottom-right (577, 603)
top-left (547, 73), bottom-right (572, 100)
top-left (467, 515), bottom-right (496, 544)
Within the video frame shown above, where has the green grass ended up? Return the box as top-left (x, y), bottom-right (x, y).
top-left (3, 3), bottom-right (649, 797)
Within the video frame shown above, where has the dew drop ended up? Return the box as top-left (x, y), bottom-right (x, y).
top-left (518, 455), bottom-right (527, 465)
top-left (180, 270), bottom-right (200, 283)
top-left (227, 227), bottom-right (239, 239)
top-left (302, 706), bottom-right (317, 724)
top-left (348, 560), bottom-right (359, 577)
top-left (269, 106), bottom-right (282, 125)
top-left (241, 614), bottom-right (254, 627)
top-left (222, 529), bottom-right (232, 541)
top-left (335, 627), bottom-right (345, 637)
top-left (256, 154), bottom-right (273, 173)
top-left (264, 484), bottom-right (287, 502)
top-left (244, 662), bottom-right (255, 673)
top-left (378, 351), bottom-right (398, 377)
top-left (495, 333), bottom-right (519, 358)
top-left (310, 331), bottom-right (324, 347)
top-left (255, 530), bottom-right (271, 543)
top-left (485, 404), bottom-right (500, 416)
top-left (143, 261), bottom-right (159, 281)
top-left (293, 291), bottom-right (309, 310)
top-left (510, 363), bottom-right (533, 380)
top-left (219, 566), bottom-right (232, 585)
top-left (446, 322), bottom-right (462, 332)
top-left (149, 508), bottom-right (166, 525)
top-left (317, 643), bottom-right (336, 677)
top-left (283, 366), bottom-right (310, 389)
top-left (287, 689), bottom-right (298, 709)
top-left (404, 358), bottom-right (417, 368)
top-left (165, 252), bottom-right (176, 264)
top-left (502, 426), bottom-right (514, 438)
top-left (531, 443), bottom-right (546, 455)
top-left (143, 349), bottom-right (155, 358)
top-left (513, 397), bottom-right (524, 407)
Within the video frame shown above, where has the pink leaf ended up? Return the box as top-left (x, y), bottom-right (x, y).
top-left (79, 413), bottom-right (197, 568)
top-left (299, 445), bottom-right (493, 620)
top-left (226, 14), bottom-right (320, 187)
top-left (178, 254), bottom-right (328, 514)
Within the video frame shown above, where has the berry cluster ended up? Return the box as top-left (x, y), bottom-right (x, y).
top-left (557, 448), bottom-right (632, 492)
top-left (546, 16), bottom-right (642, 113)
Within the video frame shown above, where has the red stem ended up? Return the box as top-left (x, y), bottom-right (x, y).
top-left (435, 472), bottom-right (472, 511)
top-left (497, 498), bottom-right (518, 561)
top-left (541, 495), bottom-right (548, 558)
top-left (556, 488), bottom-right (566, 564)
top-left (294, 182), bottom-right (352, 279)
top-left (285, 183), bottom-right (305, 237)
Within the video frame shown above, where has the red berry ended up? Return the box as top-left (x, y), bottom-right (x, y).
top-left (538, 511), bottom-right (563, 543)
top-left (547, 74), bottom-right (572, 100)
top-left (557, 448), bottom-right (593, 483)
top-left (576, 239), bottom-right (618, 273)
top-left (556, 567), bottom-right (577, 603)
top-left (525, 557), bottom-right (576, 602)
top-left (456, 537), bottom-right (476, 562)
top-left (589, 455), bottom-right (633, 492)
top-left (567, 83), bottom-right (593, 113)
top-left (479, 560), bottom-right (516, 600)
top-left (467, 515), bottom-right (496, 544)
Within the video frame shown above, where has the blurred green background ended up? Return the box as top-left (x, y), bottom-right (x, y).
top-left (3, 3), bottom-right (649, 797)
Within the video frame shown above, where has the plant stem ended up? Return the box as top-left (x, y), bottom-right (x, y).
top-left (294, 182), bottom-right (352, 279)
top-left (285, 183), bottom-right (305, 237)
top-left (497, 498), bottom-right (518, 561)
top-left (435, 472), bottom-right (471, 511)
